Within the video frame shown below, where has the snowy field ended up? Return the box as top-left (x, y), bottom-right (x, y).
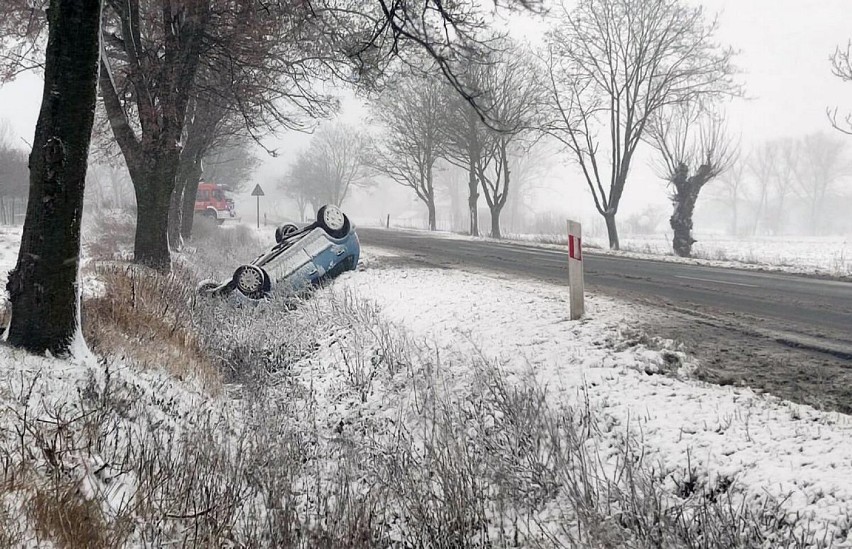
top-left (0, 226), bottom-right (21, 295)
top-left (1, 225), bottom-right (851, 545)
top-left (347, 248), bottom-right (852, 545)
top-left (586, 233), bottom-right (852, 278)
top-left (508, 231), bottom-right (852, 279)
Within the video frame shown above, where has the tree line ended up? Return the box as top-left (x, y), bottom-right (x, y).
top-left (0, 0), bottom-right (850, 355)
top-left (0, 0), bottom-right (542, 355)
top-left (281, 0), bottom-right (743, 252)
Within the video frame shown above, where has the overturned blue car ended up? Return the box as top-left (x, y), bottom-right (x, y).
top-left (198, 205), bottom-right (360, 300)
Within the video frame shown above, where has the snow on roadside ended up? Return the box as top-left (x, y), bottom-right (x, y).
top-left (2, 221), bottom-right (851, 544)
top-left (378, 225), bottom-right (852, 279)
top-left (0, 226), bottom-right (22, 299)
top-left (343, 247), bottom-right (852, 545)
top-left (584, 232), bottom-right (852, 279)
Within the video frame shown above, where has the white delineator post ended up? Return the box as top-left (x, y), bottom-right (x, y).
top-left (567, 220), bottom-right (584, 320)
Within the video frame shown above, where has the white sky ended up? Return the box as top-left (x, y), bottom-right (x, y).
top-left (1, 0), bottom-right (850, 219)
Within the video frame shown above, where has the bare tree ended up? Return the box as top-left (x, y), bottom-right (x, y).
top-left (504, 142), bottom-right (552, 234)
top-left (5, 0), bottom-right (101, 355)
top-left (372, 72), bottom-right (446, 230)
top-left (440, 66), bottom-right (489, 236)
top-left (439, 45), bottom-right (542, 238)
top-left (279, 155), bottom-right (320, 223)
top-left (285, 123), bottom-right (373, 209)
top-left (543, 0), bottom-right (738, 249)
top-left (85, 162), bottom-right (135, 213)
top-left (765, 138), bottom-right (798, 235)
top-left (829, 41), bottom-right (852, 135)
top-left (476, 49), bottom-right (543, 239)
top-left (712, 153), bottom-right (747, 236)
top-left (651, 105), bottom-right (735, 257)
top-left (746, 142), bottom-right (776, 236)
top-left (794, 132), bottom-right (848, 235)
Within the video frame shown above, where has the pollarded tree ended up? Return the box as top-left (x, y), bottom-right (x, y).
top-left (543, 0), bottom-right (738, 249)
top-left (372, 72), bottom-right (447, 230)
top-left (5, 0), bottom-right (101, 355)
top-left (651, 105), bottom-right (735, 257)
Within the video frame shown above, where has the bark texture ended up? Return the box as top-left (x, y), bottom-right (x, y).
top-left (5, 0), bottom-right (101, 355)
top-left (669, 163), bottom-right (712, 258)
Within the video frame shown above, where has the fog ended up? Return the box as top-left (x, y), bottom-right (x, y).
top-left (1, 0), bottom-right (850, 240)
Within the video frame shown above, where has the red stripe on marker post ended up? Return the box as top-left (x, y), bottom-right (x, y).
top-left (569, 235), bottom-right (582, 261)
top-left (567, 220), bottom-right (584, 320)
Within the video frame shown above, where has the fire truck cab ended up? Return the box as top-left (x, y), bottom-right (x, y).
top-left (194, 182), bottom-right (236, 223)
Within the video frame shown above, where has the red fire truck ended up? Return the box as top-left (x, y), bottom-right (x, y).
top-left (194, 182), bottom-right (236, 224)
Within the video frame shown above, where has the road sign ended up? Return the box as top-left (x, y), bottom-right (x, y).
top-left (251, 184), bottom-right (265, 228)
top-left (567, 220), bottom-right (584, 320)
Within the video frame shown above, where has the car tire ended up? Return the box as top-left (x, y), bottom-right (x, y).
top-left (275, 223), bottom-right (300, 243)
top-left (232, 264), bottom-right (270, 299)
top-left (316, 205), bottom-right (350, 239)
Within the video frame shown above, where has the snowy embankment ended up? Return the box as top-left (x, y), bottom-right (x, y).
top-left (345, 247), bottom-right (852, 546)
top-left (514, 231), bottom-right (852, 279)
top-left (1, 221), bottom-right (850, 546)
top-left (375, 224), bottom-right (852, 279)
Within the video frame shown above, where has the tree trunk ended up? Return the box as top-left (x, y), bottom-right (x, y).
top-left (168, 178), bottom-right (185, 250)
top-left (604, 211), bottom-right (620, 250)
top-left (670, 186), bottom-right (701, 258)
top-left (426, 197), bottom-right (437, 231)
top-left (468, 160), bottom-right (479, 237)
top-left (180, 174), bottom-right (202, 240)
top-left (490, 206), bottom-right (502, 239)
top-left (5, 0), bottom-right (101, 356)
top-left (132, 163), bottom-right (176, 271)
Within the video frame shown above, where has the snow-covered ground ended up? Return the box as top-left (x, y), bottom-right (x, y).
top-left (344, 247), bottom-right (852, 545)
top-left (1, 225), bottom-right (851, 545)
top-left (0, 226), bottom-right (21, 295)
top-left (375, 224), bottom-right (852, 278)
top-left (516, 231), bottom-right (852, 278)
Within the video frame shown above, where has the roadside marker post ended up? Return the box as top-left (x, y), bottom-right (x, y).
top-left (251, 184), bottom-right (265, 229)
top-left (567, 220), bottom-right (584, 320)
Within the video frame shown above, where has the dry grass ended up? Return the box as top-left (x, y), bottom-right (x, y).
top-left (0, 215), bottom-right (832, 547)
top-left (82, 263), bottom-right (222, 392)
top-left (1, 286), bottom-right (829, 547)
top-left (29, 477), bottom-right (109, 548)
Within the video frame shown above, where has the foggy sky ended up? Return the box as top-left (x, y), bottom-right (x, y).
top-left (0, 0), bottom-right (850, 224)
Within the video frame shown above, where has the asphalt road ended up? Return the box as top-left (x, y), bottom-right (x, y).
top-left (358, 227), bottom-right (852, 360)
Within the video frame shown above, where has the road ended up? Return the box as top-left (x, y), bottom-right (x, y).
top-left (359, 227), bottom-right (852, 411)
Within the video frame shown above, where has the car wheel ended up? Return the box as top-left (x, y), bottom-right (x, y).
top-left (232, 264), bottom-right (270, 299)
top-left (275, 223), bottom-right (299, 243)
top-left (316, 205), bottom-right (350, 239)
